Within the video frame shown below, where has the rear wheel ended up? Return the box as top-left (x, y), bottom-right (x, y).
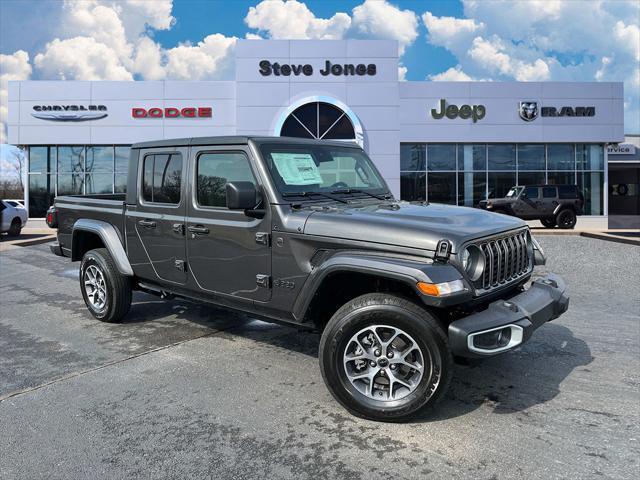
top-left (556, 209), bottom-right (577, 229)
top-left (319, 293), bottom-right (452, 421)
top-left (7, 218), bottom-right (21, 236)
top-left (540, 218), bottom-right (556, 228)
top-left (80, 248), bottom-right (132, 323)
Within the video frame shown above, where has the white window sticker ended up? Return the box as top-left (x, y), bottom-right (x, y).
top-left (271, 153), bottom-right (323, 185)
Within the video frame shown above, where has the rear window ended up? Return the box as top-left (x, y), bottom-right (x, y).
top-left (558, 185), bottom-right (577, 199)
top-left (542, 187), bottom-right (556, 198)
top-left (142, 153), bottom-right (182, 204)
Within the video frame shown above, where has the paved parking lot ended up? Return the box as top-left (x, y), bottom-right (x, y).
top-left (0, 236), bottom-right (638, 479)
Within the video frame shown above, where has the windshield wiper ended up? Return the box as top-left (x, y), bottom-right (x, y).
top-left (282, 191), bottom-right (349, 204)
top-left (330, 188), bottom-right (392, 201)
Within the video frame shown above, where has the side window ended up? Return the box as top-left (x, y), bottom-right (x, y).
top-left (524, 186), bottom-right (539, 199)
top-left (542, 186), bottom-right (556, 198)
top-left (558, 185), bottom-right (576, 199)
top-left (142, 153), bottom-right (182, 204)
top-left (197, 152), bottom-right (256, 208)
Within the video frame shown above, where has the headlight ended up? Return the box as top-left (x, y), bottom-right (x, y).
top-left (462, 245), bottom-right (485, 282)
top-left (531, 235), bottom-right (546, 265)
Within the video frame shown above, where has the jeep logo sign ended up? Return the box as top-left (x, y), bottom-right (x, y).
top-left (431, 99), bottom-right (486, 123)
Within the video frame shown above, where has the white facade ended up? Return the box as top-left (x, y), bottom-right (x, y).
top-left (7, 40), bottom-right (627, 220)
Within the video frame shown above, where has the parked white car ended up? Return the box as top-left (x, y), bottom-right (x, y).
top-left (1, 199), bottom-right (28, 236)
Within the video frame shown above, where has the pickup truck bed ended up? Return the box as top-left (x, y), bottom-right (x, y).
top-left (54, 194), bottom-right (126, 258)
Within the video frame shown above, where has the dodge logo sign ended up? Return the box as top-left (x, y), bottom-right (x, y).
top-left (519, 101), bottom-right (538, 122)
top-left (132, 107), bottom-right (212, 118)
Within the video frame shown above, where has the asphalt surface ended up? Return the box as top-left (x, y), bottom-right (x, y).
top-left (0, 237), bottom-right (638, 479)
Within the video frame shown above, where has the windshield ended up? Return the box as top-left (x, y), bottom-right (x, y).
top-left (260, 143), bottom-right (388, 197)
top-left (506, 186), bottom-right (523, 198)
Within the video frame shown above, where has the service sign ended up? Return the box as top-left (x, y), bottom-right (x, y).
top-left (606, 144), bottom-right (636, 155)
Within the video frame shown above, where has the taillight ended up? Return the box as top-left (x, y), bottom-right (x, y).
top-left (46, 207), bottom-right (58, 228)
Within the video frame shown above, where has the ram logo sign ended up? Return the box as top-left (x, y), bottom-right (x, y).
top-left (519, 101), bottom-right (538, 122)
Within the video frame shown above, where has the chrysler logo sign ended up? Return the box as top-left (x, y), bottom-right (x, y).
top-left (519, 101), bottom-right (596, 121)
top-left (32, 105), bottom-right (108, 122)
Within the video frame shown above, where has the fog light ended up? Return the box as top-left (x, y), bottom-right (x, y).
top-left (473, 327), bottom-right (512, 349)
top-left (417, 279), bottom-right (465, 296)
top-left (467, 324), bottom-right (524, 354)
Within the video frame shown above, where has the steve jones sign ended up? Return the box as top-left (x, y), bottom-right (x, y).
top-left (259, 60), bottom-right (376, 77)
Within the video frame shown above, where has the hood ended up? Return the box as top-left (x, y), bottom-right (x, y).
top-left (487, 197), bottom-right (513, 206)
top-left (303, 202), bottom-right (525, 252)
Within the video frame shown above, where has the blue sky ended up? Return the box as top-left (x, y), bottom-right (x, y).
top-left (0, 0), bottom-right (639, 166)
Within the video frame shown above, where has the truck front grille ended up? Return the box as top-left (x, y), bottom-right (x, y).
top-left (476, 230), bottom-right (531, 292)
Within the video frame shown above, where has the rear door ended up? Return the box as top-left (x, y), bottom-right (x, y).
top-left (133, 148), bottom-right (188, 285)
top-left (185, 146), bottom-right (271, 303)
top-left (541, 186), bottom-right (559, 215)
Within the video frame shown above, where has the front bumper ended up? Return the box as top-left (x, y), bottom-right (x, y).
top-left (448, 273), bottom-right (569, 358)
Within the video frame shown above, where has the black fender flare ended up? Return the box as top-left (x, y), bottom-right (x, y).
top-left (292, 251), bottom-right (467, 321)
top-left (71, 219), bottom-right (133, 276)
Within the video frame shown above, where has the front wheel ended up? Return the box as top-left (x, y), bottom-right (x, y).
top-left (556, 209), bottom-right (577, 229)
top-left (80, 248), bottom-right (132, 323)
top-left (319, 293), bottom-right (452, 421)
top-left (540, 218), bottom-right (556, 228)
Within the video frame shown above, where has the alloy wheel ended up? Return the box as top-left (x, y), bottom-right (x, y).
top-left (343, 325), bottom-right (427, 401)
top-left (84, 265), bottom-right (107, 310)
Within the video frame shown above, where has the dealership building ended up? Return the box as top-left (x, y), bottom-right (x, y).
top-left (7, 40), bottom-right (638, 227)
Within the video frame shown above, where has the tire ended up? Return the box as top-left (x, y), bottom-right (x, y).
top-left (556, 209), bottom-right (577, 229)
top-left (319, 293), bottom-right (452, 422)
top-left (540, 218), bottom-right (556, 228)
top-left (80, 248), bottom-right (132, 323)
top-left (7, 218), bottom-right (21, 236)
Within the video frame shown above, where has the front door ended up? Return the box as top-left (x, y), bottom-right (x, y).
top-left (513, 186), bottom-right (541, 218)
top-left (134, 149), bottom-right (187, 285)
top-left (186, 147), bottom-right (271, 303)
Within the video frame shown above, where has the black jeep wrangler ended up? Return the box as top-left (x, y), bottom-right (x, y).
top-left (480, 185), bottom-right (583, 229)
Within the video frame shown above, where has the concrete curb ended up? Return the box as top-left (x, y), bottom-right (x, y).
top-left (580, 232), bottom-right (640, 246)
top-left (0, 234), bottom-right (56, 249)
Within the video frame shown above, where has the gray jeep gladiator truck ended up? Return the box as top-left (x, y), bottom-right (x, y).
top-left (47, 136), bottom-right (569, 421)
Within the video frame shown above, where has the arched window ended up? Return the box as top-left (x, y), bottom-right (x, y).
top-left (275, 97), bottom-right (363, 146)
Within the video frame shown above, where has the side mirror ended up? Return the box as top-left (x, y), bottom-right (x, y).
top-left (226, 181), bottom-right (257, 210)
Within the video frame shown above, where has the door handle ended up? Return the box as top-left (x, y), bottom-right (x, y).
top-left (172, 223), bottom-right (185, 235)
top-left (138, 219), bottom-right (156, 228)
top-left (188, 225), bottom-right (209, 236)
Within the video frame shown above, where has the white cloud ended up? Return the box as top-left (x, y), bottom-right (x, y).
top-left (350, 0), bottom-right (418, 54)
top-left (421, 0), bottom-right (640, 131)
top-left (164, 34), bottom-right (237, 81)
top-left (245, 0), bottom-right (351, 39)
top-left (398, 65), bottom-right (407, 81)
top-left (422, 11), bottom-right (482, 54)
top-left (428, 65), bottom-right (473, 82)
top-left (0, 51), bottom-right (32, 144)
top-left (245, 0), bottom-right (419, 54)
top-left (34, 37), bottom-right (133, 80)
top-left (132, 37), bottom-right (165, 81)
top-left (468, 36), bottom-right (551, 81)
top-left (28, 0), bottom-right (236, 84)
